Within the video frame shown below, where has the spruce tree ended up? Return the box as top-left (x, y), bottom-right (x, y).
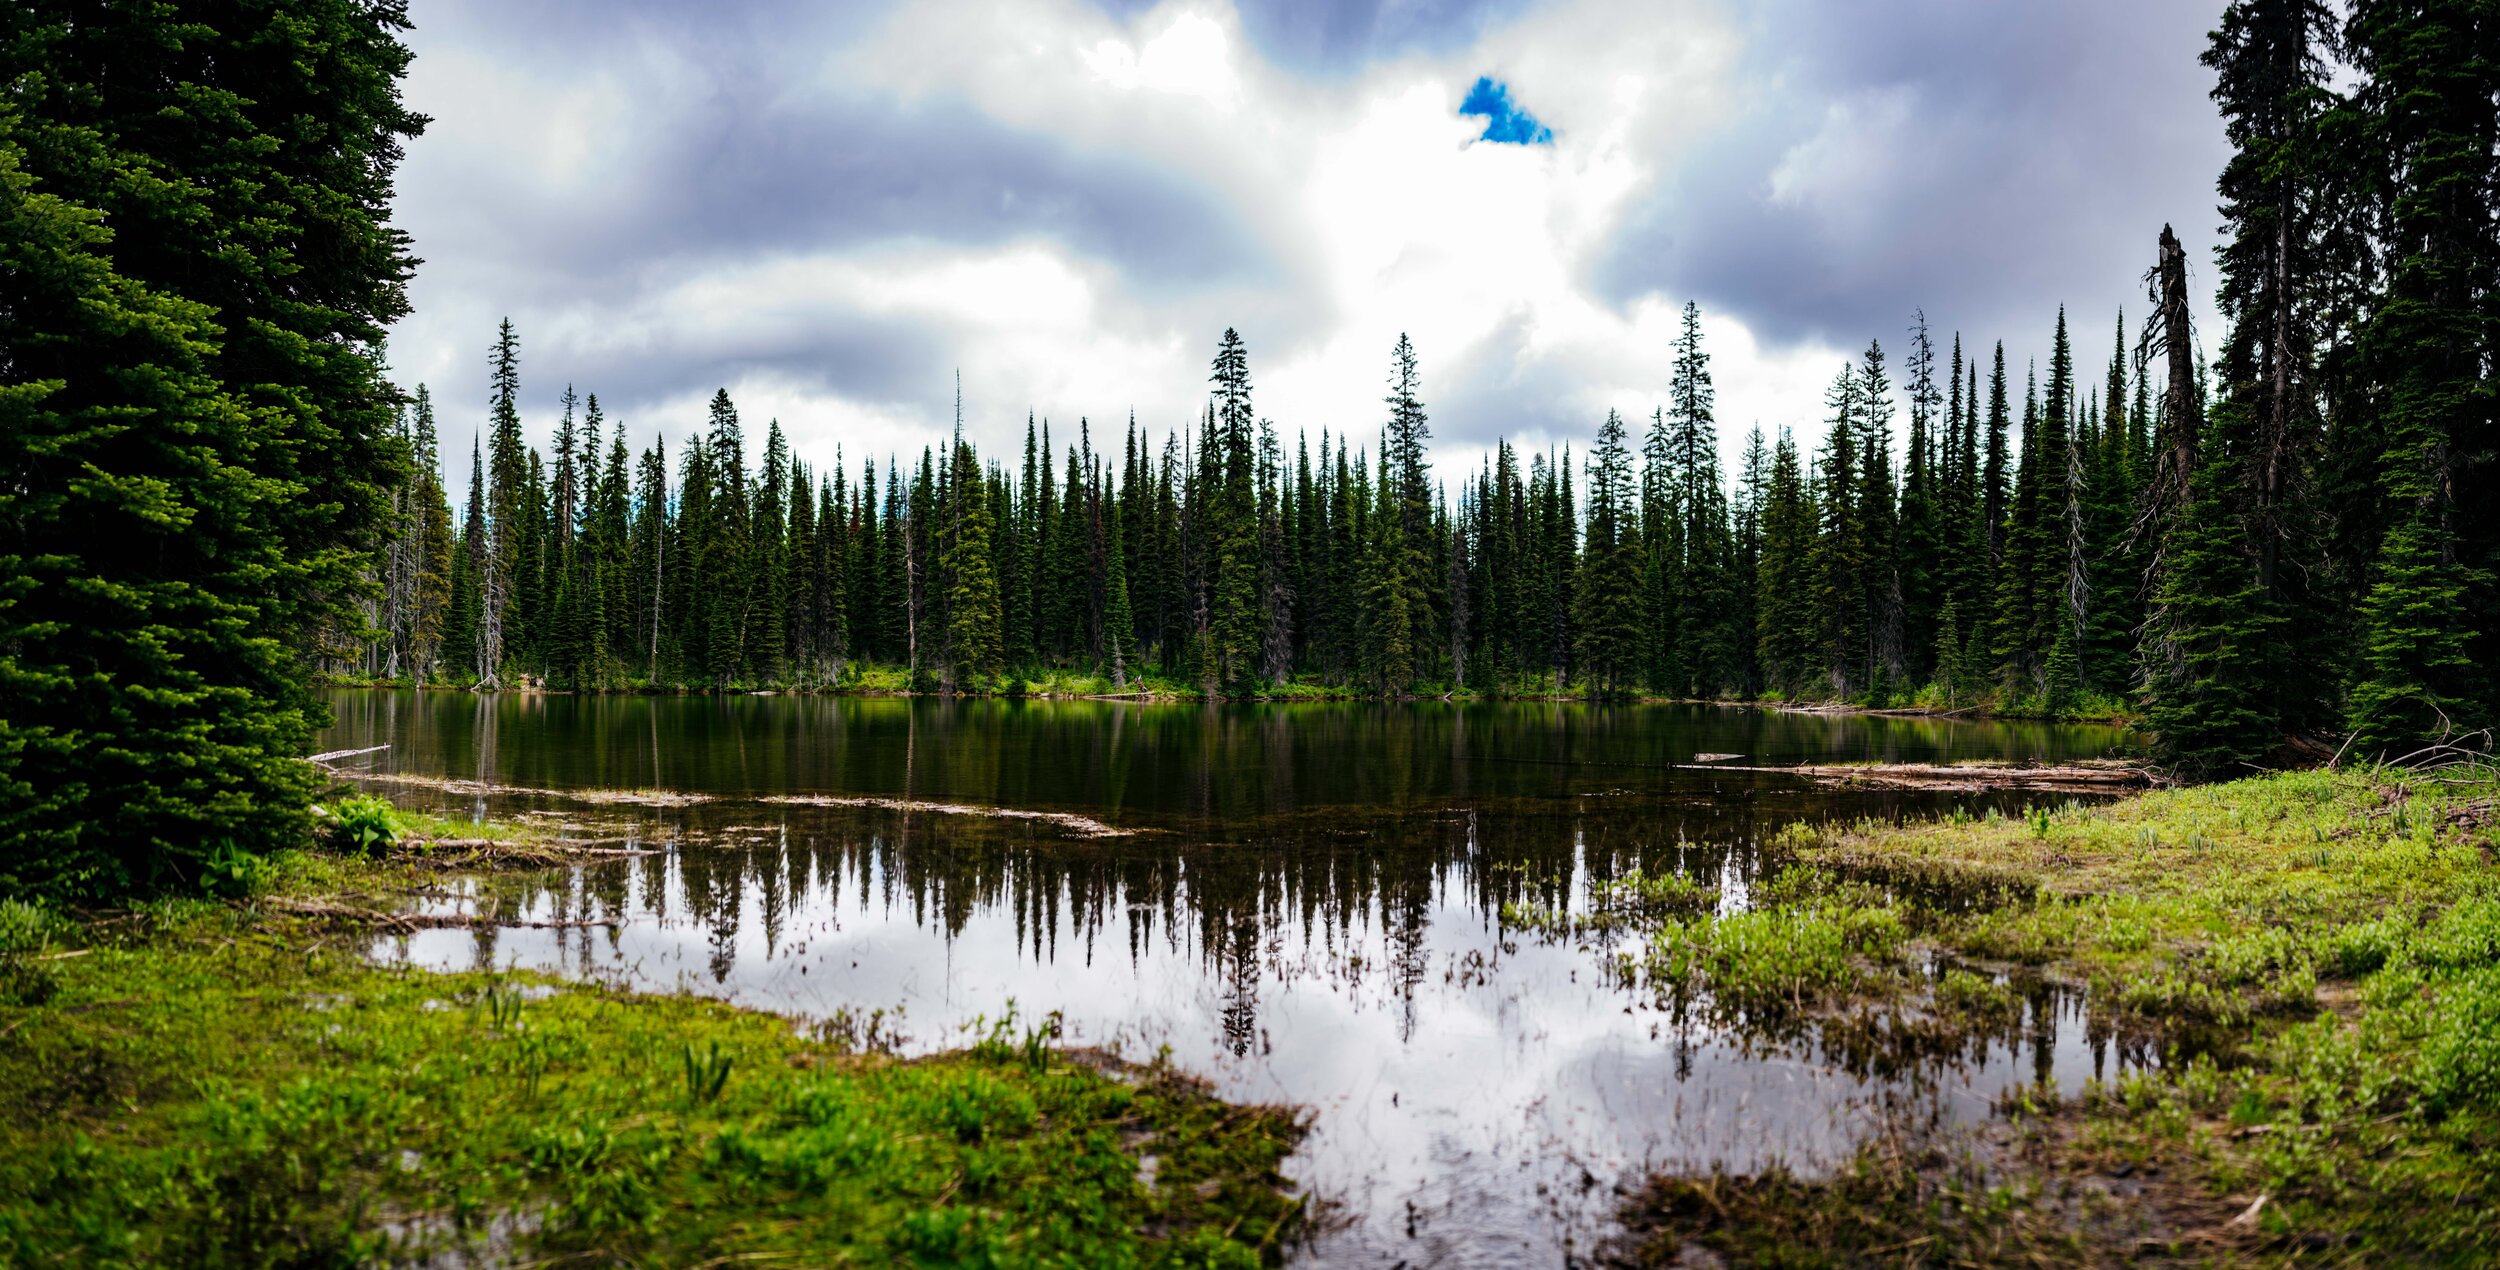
top-left (408, 387), bottom-right (454, 682)
top-left (0, 0), bottom-right (422, 892)
top-left (1577, 410), bottom-right (1645, 697)
top-left (1208, 330), bottom-right (1260, 687)
top-left (484, 319), bottom-right (526, 681)
top-left (941, 436), bottom-right (1002, 685)
top-left (1383, 334), bottom-right (1436, 673)
top-left (2343, 0), bottom-right (2499, 750)
top-left (1756, 431), bottom-right (1818, 694)
top-left (1897, 312), bottom-right (1945, 684)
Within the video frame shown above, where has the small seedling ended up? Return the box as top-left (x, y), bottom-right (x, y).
top-left (478, 981), bottom-right (524, 1030)
top-left (683, 1040), bottom-right (734, 1104)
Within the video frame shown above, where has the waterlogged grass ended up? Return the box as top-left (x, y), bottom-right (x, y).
top-left (1565, 765), bottom-right (2500, 1264)
top-left (0, 899), bottom-right (1304, 1268)
top-left (1500, 868), bottom-right (1719, 940)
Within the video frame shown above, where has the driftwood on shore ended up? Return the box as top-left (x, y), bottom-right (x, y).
top-left (1671, 759), bottom-right (2166, 794)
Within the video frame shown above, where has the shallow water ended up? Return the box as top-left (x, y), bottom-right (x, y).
top-left (317, 690), bottom-right (2145, 1266)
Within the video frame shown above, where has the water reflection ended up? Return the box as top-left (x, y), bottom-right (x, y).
top-left (320, 690), bottom-right (2140, 1268)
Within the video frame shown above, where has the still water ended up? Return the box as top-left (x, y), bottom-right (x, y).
top-left (317, 690), bottom-right (2138, 1266)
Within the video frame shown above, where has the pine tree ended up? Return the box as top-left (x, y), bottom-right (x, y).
top-left (0, 0), bottom-right (423, 891)
top-left (2149, 407), bottom-right (2282, 770)
top-left (1102, 499), bottom-right (1135, 687)
top-left (2343, 0), bottom-right (2499, 750)
top-left (453, 439), bottom-right (489, 679)
top-left (1815, 365), bottom-right (1866, 694)
top-left (482, 320), bottom-right (525, 682)
top-left (1857, 339), bottom-right (1902, 693)
top-left (1359, 449), bottom-right (1415, 695)
top-left (941, 436), bottom-right (1002, 685)
top-left (1756, 431), bottom-right (1819, 694)
top-left (1208, 330), bottom-right (1260, 687)
top-left (1383, 334), bottom-right (1436, 674)
top-left (408, 386), bottom-right (454, 682)
top-left (1577, 410), bottom-right (1645, 696)
top-left (1897, 312), bottom-right (1946, 684)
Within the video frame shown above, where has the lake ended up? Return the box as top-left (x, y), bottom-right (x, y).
top-left (316, 689), bottom-right (2139, 1267)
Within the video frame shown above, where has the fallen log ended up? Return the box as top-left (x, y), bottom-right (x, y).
top-left (1669, 760), bottom-right (2166, 794)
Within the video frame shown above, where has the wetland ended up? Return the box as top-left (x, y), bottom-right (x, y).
top-left (314, 690), bottom-right (2136, 1265)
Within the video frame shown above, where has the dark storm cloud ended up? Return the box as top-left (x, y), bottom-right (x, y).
top-left (398, 0), bottom-right (1275, 430)
top-left (404, 0), bottom-right (1266, 305)
top-left (542, 312), bottom-right (952, 427)
top-left (1598, 0), bottom-right (2230, 355)
top-left (515, 98), bottom-right (1261, 306)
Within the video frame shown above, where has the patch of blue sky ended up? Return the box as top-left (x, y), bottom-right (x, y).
top-left (1459, 76), bottom-right (1552, 145)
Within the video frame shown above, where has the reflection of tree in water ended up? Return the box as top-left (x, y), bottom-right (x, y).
top-left (463, 781), bottom-right (2071, 1064)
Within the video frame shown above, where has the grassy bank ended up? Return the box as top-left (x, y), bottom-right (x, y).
top-left (1517, 764), bottom-right (2500, 1265)
top-left (0, 847), bottom-right (1304, 1268)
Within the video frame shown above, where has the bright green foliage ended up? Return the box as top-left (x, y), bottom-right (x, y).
top-left (0, 906), bottom-right (1306, 1267)
top-left (1532, 766), bottom-right (2500, 1262)
top-left (0, 0), bottom-right (421, 897)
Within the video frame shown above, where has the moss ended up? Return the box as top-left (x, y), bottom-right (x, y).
top-left (0, 888), bottom-right (1304, 1267)
top-left (1558, 765), bottom-right (2500, 1265)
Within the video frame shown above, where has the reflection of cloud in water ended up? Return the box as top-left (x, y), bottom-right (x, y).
top-left (371, 797), bottom-right (2149, 1267)
top-left (325, 693), bottom-right (2139, 1264)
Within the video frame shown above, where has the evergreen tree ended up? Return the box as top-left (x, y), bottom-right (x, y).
top-left (1898, 312), bottom-right (1946, 684)
top-left (2343, 0), bottom-right (2499, 750)
top-left (941, 435), bottom-right (1002, 685)
top-left (1814, 366), bottom-right (1866, 693)
top-left (1577, 410), bottom-right (1645, 696)
top-left (1383, 334), bottom-right (1436, 673)
top-left (1756, 431), bottom-right (1819, 694)
top-left (0, 0), bottom-right (422, 892)
top-left (1208, 330), bottom-right (1260, 687)
top-left (408, 386), bottom-right (454, 682)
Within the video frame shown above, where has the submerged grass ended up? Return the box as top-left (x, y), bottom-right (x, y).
top-left (1527, 765), bottom-right (2500, 1265)
top-left (0, 871), bottom-right (1303, 1267)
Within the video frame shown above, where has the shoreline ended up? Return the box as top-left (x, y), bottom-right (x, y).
top-left (0, 821), bottom-right (1309, 1267)
top-left (1530, 762), bottom-right (2500, 1265)
top-left (312, 672), bottom-right (2139, 726)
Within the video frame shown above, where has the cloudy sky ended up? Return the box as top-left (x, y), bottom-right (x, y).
top-left (388, 0), bottom-right (2231, 484)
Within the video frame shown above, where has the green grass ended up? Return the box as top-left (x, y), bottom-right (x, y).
top-left (1521, 764), bottom-right (2500, 1264)
top-left (0, 892), bottom-right (1304, 1268)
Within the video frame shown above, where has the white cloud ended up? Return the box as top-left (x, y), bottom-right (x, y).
top-left (389, 0), bottom-right (2202, 492)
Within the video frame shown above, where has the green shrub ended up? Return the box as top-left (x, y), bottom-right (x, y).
top-left (313, 795), bottom-right (400, 855)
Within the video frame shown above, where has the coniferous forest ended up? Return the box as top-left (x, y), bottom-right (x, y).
top-left (12, 5), bottom-right (2500, 1265)
top-left (5, 0), bottom-right (2499, 894)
